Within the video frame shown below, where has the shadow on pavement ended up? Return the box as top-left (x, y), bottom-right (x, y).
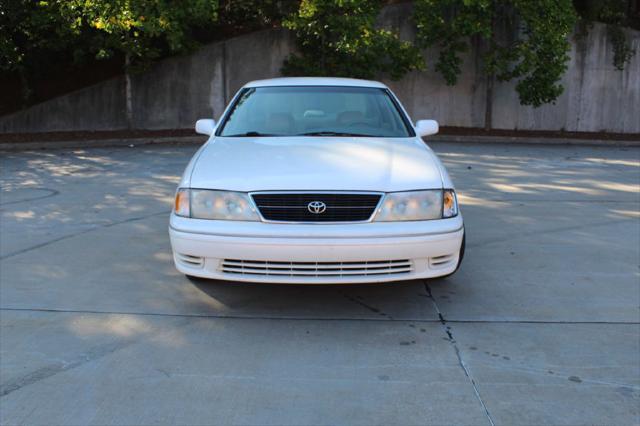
top-left (186, 276), bottom-right (440, 320)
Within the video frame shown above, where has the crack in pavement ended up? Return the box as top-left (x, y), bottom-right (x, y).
top-left (0, 210), bottom-right (170, 260)
top-left (0, 306), bottom-right (423, 323)
top-left (1, 306), bottom-right (638, 325)
top-left (0, 187), bottom-right (60, 206)
top-left (0, 317), bottom-right (192, 399)
top-left (424, 281), bottom-right (496, 426)
top-left (0, 340), bottom-right (135, 398)
top-left (1, 304), bottom-right (637, 406)
top-left (337, 290), bottom-right (394, 320)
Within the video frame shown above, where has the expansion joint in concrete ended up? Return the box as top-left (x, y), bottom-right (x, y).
top-left (423, 280), bottom-right (496, 426)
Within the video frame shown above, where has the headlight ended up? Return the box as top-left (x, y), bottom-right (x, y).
top-left (374, 189), bottom-right (458, 221)
top-left (173, 189), bottom-right (259, 221)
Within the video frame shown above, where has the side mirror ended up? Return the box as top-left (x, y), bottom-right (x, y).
top-left (415, 119), bottom-right (439, 137)
top-left (195, 118), bottom-right (216, 136)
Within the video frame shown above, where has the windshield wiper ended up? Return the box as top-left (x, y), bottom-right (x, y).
top-left (297, 131), bottom-right (372, 137)
top-left (226, 131), bottom-right (278, 137)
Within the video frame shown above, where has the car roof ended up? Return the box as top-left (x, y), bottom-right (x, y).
top-left (243, 77), bottom-right (388, 89)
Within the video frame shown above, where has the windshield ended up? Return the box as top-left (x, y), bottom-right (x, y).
top-left (217, 86), bottom-right (414, 138)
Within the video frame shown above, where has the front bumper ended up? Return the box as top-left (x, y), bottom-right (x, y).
top-left (169, 214), bottom-right (464, 284)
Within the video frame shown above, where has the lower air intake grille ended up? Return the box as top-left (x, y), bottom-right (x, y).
top-left (176, 253), bottom-right (204, 268)
top-left (220, 259), bottom-right (412, 277)
top-left (429, 254), bottom-right (456, 269)
top-left (251, 192), bottom-right (381, 222)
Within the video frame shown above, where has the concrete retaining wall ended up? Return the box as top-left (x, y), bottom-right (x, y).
top-left (492, 23), bottom-right (640, 133)
top-left (1, 5), bottom-right (638, 134)
top-left (129, 28), bottom-right (294, 130)
top-left (0, 77), bottom-right (129, 132)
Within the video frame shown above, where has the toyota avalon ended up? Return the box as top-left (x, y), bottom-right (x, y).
top-left (169, 77), bottom-right (464, 283)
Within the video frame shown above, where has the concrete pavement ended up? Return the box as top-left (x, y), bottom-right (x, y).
top-left (1, 142), bottom-right (639, 425)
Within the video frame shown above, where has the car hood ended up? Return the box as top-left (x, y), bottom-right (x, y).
top-left (189, 136), bottom-right (444, 192)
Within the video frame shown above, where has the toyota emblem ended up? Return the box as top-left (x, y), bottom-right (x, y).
top-left (307, 201), bottom-right (327, 214)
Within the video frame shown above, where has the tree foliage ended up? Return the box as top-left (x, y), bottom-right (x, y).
top-left (58, 0), bottom-right (219, 70)
top-left (217, 0), bottom-right (296, 32)
top-left (0, 1), bottom-right (75, 74)
top-left (574, 0), bottom-right (636, 70)
top-left (0, 0), bottom-right (219, 107)
top-left (1, 0), bottom-right (219, 74)
top-left (3, 0), bottom-right (637, 114)
top-left (414, 0), bottom-right (577, 107)
top-left (282, 0), bottom-right (424, 80)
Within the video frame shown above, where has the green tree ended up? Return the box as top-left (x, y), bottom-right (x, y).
top-left (217, 0), bottom-right (296, 32)
top-left (58, 0), bottom-right (219, 70)
top-left (574, 0), bottom-right (636, 70)
top-left (0, 0), bottom-right (80, 104)
top-left (282, 0), bottom-right (424, 80)
top-left (414, 0), bottom-right (576, 128)
top-left (1, 0), bottom-right (219, 110)
top-left (57, 0), bottom-right (219, 126)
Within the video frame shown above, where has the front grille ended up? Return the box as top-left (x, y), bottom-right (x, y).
top-left (251, 192), bottom-right (382, 222)
top-left (220, 259), bottom-right (412, 277)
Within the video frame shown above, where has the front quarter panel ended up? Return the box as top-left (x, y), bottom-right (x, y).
top-left (423, 143), bottom-right (455, 189)
top-left (179, 141), bottom-right (211, 188)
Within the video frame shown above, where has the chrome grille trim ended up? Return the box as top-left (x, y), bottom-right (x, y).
top-left (220, 259), bottom-right (412, 277)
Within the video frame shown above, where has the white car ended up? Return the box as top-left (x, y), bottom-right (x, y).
top-left (169, 77), bottom-right (464, 284)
